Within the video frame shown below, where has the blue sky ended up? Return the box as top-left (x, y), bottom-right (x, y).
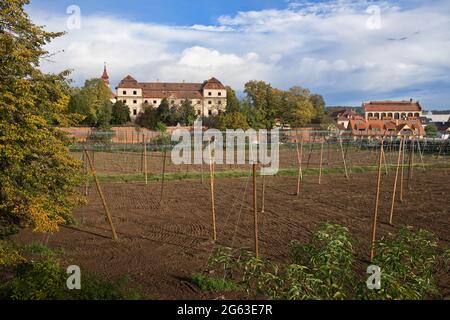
top-left (26, 0), bottom-right (450, 109)
top-left (27, 0), bottom-right (287, 25)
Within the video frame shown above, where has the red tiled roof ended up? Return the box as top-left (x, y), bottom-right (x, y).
top-left (116, 76), bottom-right (225, 98)
top-left (203, 77), bottom-right (225, 89)
top-left (347, 118), bottom-right (425, 136)
top-left (363, 100), bottom-right (422, 112)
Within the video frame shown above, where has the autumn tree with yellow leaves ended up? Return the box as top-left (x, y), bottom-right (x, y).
top-left (0, 0), bottom-right (83, 238)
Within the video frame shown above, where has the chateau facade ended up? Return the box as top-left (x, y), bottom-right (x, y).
top-left (363, 100), bottom-right (422, 120)
top-left (115, 75), bottom-right (227, 121)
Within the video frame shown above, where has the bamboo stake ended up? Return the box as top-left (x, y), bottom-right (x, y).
top-left (295, 137), bottom-right (303, 195)
top-left (339, 135), bottom-right (349, 179)
top-left (382, 140), bottom-right (388, 175)
top-left (140, 139), bottom-right (144, 173)
top-left (261, 175), bottom-right (266, 213)
top-left (416, 138), bottom-right (426, 170)
top-left (209, 143), bottom-right (217, 241)
top-left (83, 146), bottom-right (89, 196)
top-left (318, 139), bottom-right (324, 185)
top-left (370, 139), bottom-right (384, 261)
top-left (407, 138), bottom-right (414, 190)
top-left (400, 137), bottom-right (405, 203)
top-left (306, 133), bottom-right (316, 169)
top-left (253, 163), bottom-right (259, 259)
top-left (389, 138), bottom-right (404, 225)
top-left (84, 150), bottom-right (118, 240)
top-left (143, 135), bottom-right (148, 185)
top-left (160, 147), bottom-right (167, 202)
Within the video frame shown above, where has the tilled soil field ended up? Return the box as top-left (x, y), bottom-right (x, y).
top-left (15, 169), bottom-right (450, 299)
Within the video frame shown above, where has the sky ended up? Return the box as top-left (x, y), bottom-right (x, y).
top-left (26, 0), bottom-right (450, 109)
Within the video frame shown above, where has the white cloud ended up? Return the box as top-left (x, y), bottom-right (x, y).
top-left (28, 0), bottom-right (450, 107)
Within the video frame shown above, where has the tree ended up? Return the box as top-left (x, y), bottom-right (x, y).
top-left (309, 94), bottom-right (326, 120)
top-left (67, 78), bottom-right (111, 126)
top-left (285, 95), bottom-right (316, 127)
top-left (179, 99), bottom-right (196, 126)
top-left (244, 80), bottom-right (277, 129)
top-left (226, 86), bottom-right (241, 113)
top-left (157, 98), bottom-right (173, 125)
top-left (217, 112), bottom-right (250, 131)
top-left (425, 124), bottom-right (438, 137)
top-left (135, 103), bottom-right (159, 129)
top-left (0, 0), bottom-right (83, 237)
top-left (111, 100), bottom-right (130, 125)
top-left (96, 101), bottom-right (112, 128)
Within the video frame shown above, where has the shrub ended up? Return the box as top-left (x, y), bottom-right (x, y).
top-left (204, 224), bottom-right (449, 300)
top-left (0, 243), bottom-right (142, 300)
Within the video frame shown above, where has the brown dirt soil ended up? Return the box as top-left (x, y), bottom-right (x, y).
top-left (15, 169), bottom-right (450, 299)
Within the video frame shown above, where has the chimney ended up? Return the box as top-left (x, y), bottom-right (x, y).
top-left (410, 98), bottom-right (413, 103)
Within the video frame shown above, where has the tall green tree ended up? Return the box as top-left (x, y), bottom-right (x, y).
top-left (67, 78), bottom-right (111, 126)
top-left (135, 103), bottom-right (159, 129)
top-left (96, 101), bottom-right (112, 128)
top-left (309, 94), bottom-right (326, 120)
top-left (244, 80), bottom-right (276, 129)
top-left (111, 100), bottom-right (130, 125)
top-left (156, 98), bottom-right (182, 126)
top-left (217, 112), bottom-right (250, 130)
top-left (0, 0), bottom-right (83, 237)
top-left (225, 86), bottom-right (241, 113)
top-left (179, 99), bottom-right (196, 126)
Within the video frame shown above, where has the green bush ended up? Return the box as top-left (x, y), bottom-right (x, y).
top-left (363, 227), bottom-right (444, 299)
top-left (205, 224), bottom-right (449, 300)
top-left (0, 243), bottom-right (142, 300)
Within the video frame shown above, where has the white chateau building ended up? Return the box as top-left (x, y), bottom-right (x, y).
top-left (113, 73), bottom-right (227, 121)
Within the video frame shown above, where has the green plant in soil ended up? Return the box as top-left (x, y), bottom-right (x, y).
top-left (202, 224), bottom-right (449, 300)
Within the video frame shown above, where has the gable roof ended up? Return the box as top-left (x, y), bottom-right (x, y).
top-left (363, 100), bottom-right (422, 112)
top-left (116, 76), bottom-right (225, 99)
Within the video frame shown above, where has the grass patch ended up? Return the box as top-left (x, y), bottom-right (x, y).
top-left (92, 162), bottom-right (450, 183)
top-left (190, 274), bottom-right (238, 292)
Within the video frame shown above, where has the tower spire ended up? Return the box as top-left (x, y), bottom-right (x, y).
top-left (101, 62), bottom-right (110, 87)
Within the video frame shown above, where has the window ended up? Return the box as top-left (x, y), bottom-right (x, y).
top-left (197, 110), bottom-right (201, 115)
top-left (208, 110), bottom-right (212, 116)
top-left (122, 100), bottom-right (126, 104)
top-left (208, 92), bottom-right (212, 96)
top-left (218, 100), bottom-right (222, 105)
top-left (208, 101), bottom-right (212, 105)
top-left (133, 109), bottom-right (137, 116)
top-left (122, 90), bottom-right (126, 95)
top-left (133, 100), bottom-right (137, 104)
top-left (218, 92), bottom-right (222, 96)
top-left (133, 90), bottom-right (137, 95)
